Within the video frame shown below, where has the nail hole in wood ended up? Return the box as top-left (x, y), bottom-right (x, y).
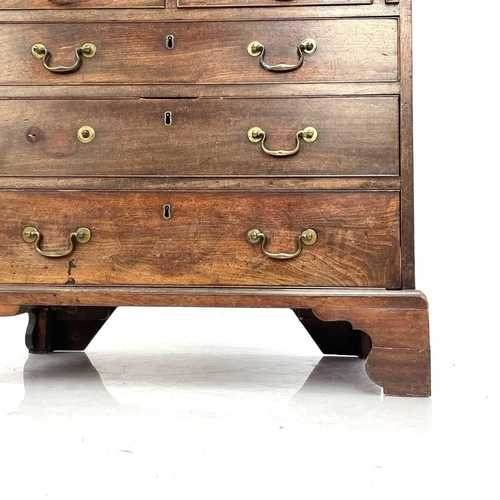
top-left (26, 126), bottom-right (42, 143)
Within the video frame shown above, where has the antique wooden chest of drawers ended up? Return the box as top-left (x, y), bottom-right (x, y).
top-left (0, 0), bottom-right (430, 397)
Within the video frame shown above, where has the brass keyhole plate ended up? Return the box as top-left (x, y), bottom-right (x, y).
top-left (166, 35), bottom-right (175, 50)
top-left (164, 111), bottom-right (173, 127)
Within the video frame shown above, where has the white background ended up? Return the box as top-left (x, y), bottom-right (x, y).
top-left (0, 1), bottom-right (499, 498)
top-left (414, 0), bottom-right (499, 400)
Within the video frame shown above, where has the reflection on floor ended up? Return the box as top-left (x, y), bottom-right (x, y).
top-left (0, 308), bottom-right (495, 498)
top-left (17, 351), bottom-right (433, 436)
top-left (22, 353), bottom-right (121, 411)
top-left (4, 351), bottom-right (436, 498)
top-left (20, 353), bottom-right (382, 411)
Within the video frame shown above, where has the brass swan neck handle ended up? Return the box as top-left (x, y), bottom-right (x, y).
top-left (31, 43), bottom-right (97, 74)
top-left (246, 228), bottom-right (317, 260)
top-left (247, 38), bottom-right (318, 73)
top-left (22, 227), bottom-right (91, 258)
top-left (248, 126), bottom-right (318, 157)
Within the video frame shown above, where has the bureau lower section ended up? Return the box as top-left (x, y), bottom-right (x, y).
top-left (0, 287), bottom-right (431, 397)
top-left (0, 190), bottom-right (401, 288)
top-left (0, 2), bottom-right (429, 399)
top-left (0, 189), bottom-right (430, 398)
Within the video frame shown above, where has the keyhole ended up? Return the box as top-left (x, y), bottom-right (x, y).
top-left (164, 111), bottom-right (173, 127)
top-left (163, 204), bottom-right (171, 220)
top-left (166, 35), bottom-right (175, 50)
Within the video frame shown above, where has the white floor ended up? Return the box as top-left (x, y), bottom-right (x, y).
top-left (0, 306), bottom-right (498, 499)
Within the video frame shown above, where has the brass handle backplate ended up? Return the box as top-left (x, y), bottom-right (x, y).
top-left (22, 226), bottom-right (91, 258)
top-left (31, 43), bottom-right (97, 74)
top-left (248, 126), bottom-right (317, 157)
top-left (246, 228), bottom-right (317, 260)
top-left (247, 38), bottom-right (318, 73)
top-left (77, 126), bottom-right (96, 144)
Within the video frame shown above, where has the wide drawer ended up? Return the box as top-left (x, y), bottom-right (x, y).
top-left (0, 191), bottom-right (402, 288)
top-left (0, 97), bottom-right (399, 177)
top-left (0, 20), bottom-right (398, 84)
top-left (178, 0), bottom-right (371, 7)
top-left (2, 0), bottom-right (164, 9)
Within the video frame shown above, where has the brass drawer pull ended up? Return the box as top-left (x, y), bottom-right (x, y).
top-left (22, 226), bottom-right (91, 258)
top-left (246, 228), bottom-right (317, 260)
top-left (247, 38), bottom-right (318, 73)
top-left (248, 126), bottom-right (317, 157)
top-left (31, 43), bottom-right (97, 74)
top-left (77, 126), bottom-right (96, 144)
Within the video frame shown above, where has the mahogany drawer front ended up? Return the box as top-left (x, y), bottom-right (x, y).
top-left (1, 0), bottom-right (165, 9)
top-left (178, 0), bottom-right (371, 7)
top-left (0, 191), bottom-right (402, 288)
top-left (1, 97), bottom-right (399, 177)
top-left (0, 20), bottom-right (398, 85)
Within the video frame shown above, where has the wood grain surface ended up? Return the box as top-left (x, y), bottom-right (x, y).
top-left (0, 305), bottom-right (22, 316)
top-left (312, 305), bottom-right (429, 348)
top-left (366, 347), bottom-right (431, 397)
top-left (0, 82), bottom-right (400, 99)
top-left (178, 0), bottom-right (371, 7)
top-left (0, 287), bottom-right (429, 306)
top-left (0, 190), bottom-right (401, 287)
top-left (2, 0), bottom-right (164, 8)
top-left (0, 97), bottom-right (399, 177)
top-left (0, 177), bottom-right (402, 191)
top-left (399, 0), bottom-right (415, 287)
top-left (0, 0), bottom-right (398, 23)
top-left (0, 19), bottom-right (398, 85)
